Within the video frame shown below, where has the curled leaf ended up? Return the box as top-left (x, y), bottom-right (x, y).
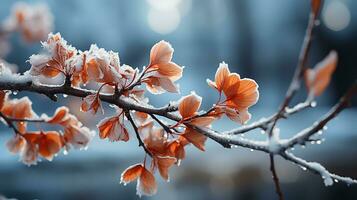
top-left (137, 167), bottom-right (157, 197)
top-left (47, 106), bottom-right (69, 124)
top-left (178, 92), bottom-right (202, 119)
top-left (154, 156), bottom-right (177, 181)
top-left (120, 164), bottom-right (143, 185)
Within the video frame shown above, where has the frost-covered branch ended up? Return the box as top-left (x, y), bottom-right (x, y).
top-left (267, 0), bottom-right (321, 139)
top-left (227, 100), bottom-right (313, 135)
top-left (281, 152), bottom-right (357, 186)
top-left (281, 82), bottom-right (357, 151)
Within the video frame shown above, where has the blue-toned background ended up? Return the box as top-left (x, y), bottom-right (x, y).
top-left (0, 0), bottom-right (356, 199)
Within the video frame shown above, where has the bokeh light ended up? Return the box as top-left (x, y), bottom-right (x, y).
top-left (146, 0), bottom-right (188, 35)
top-left (322, 1), bottom-right (351, 31)
top-left (147, 0), bottom-right (181, 11)
top-left (147, 7), bottom-right (181, 35)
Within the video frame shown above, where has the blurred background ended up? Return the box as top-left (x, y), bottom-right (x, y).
top-left (0, 0), bottom-right (357, 199)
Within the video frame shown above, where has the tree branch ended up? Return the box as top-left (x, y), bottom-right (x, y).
top-left (0, 112), bottom-right (21, 134)
top-left (268, 10), bottom-right (317, 137)
top-left (270, 154), bottom-right (284, 200)
top-left (227, 100), bottom-right (313, 135)
top-left (149, 114), bottom-right (173, 134)
top-left (281, 151), bottom-right (357, 186)
top-left (281, 82), bottom-right (357, 151)
top-left (125, 111), bottom-right (152, 157)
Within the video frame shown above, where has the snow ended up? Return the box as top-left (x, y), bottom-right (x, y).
top-left (0, 63), bottom-right (32, 83)
top-left (228, 134), bottom-right (268, 149)
top-left (268, 128), bottom-right (282, 153)
top-left (285, 152), bottom-right (334, 186)
top-left (308, 162), bottom-right (334, 186)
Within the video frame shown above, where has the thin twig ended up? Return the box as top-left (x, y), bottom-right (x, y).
top-left (5, 117), bottom-right (45, 123)
top-left (281, 82), bottom-right (357, 150)
top-left (227, 100), bottom-right (312, 135)
top-left (270, 154), bottom-right (284, 200)
top-left (0, 112), bottom-right (21, 134)
top-left (149, 114), bottom-right (173, 134)
top-left (268, 10), bottom-right (317, 137)
top-left (125, 111), bottom-right (152, 157)
top-left (263, 9), bottom-right (320, 198)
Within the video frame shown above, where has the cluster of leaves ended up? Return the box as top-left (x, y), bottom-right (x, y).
top-left (2, 93), bottom-right (94, 165)
top-left (0, 32), bottom-right (260, 196)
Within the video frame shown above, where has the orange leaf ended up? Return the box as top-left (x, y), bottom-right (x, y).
top-left (97, 116), bottom-right (129, 142)
top-left (158, 77), bottom-right (179, 93)
top-left (181, 128), bottom-right (207, 151)
top-left (223, 73), bottom-right (241, 98)
top-left (38, 131), bottom-right (62, 160)
top-left (305, 51), bottom-right (337, 97)
top-left (20, 142), bottom-right (38, 166)
top-left (311, 0), bottom-right (322, 16)
top-left (215, 62), bottom-right (230, 91)
top-left (178, 93), bottom-right (202, 119)
top-left (81, 93), bottom-right (103, 115)
top-left (23, 132), bottom-right (41, 143)
top-left (150, 40), bottom-right (173, 65)
top-left (47, 106), bottom-right (69, 124)
top-left (41, 62), bottom-right (62, 78)
top-left (224, 107), bottom-right (251, 124)
top-left (144, 77), bottom-right (179, 94)
top-left (120, 164), bottom-right (143, 185)
top-left (6, 134), bottom-right (26, 154)
top-left (144, 128), bottom-right (167, 155)
top-left (207, 62), bottom-right (230, 92)
top-left (12, 97), bottom-right (34, 119)
top-left (0, 91), bottom-right (6, 110)
top-left (137, 167), bottom-right (157, 197)
top-left (86, 59), bottom-right (104, 81)
top-left (155, 156), bottom-right (176, 181)
top-left (167, 140), bottom-right (186, 161)
top-left (156, 62), bottom-right (183, 81)
top-left (189, 116), bottom-right (216, 127)
top-left (97, 117), bottom-right (117, 139)
top-left (229, 78), bottom-right (259, 109)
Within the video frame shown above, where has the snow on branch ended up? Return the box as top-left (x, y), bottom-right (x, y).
top-left (281, 82), bottom-right (357, 151)
top-left (282, 152), bottom-right (357, 186)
